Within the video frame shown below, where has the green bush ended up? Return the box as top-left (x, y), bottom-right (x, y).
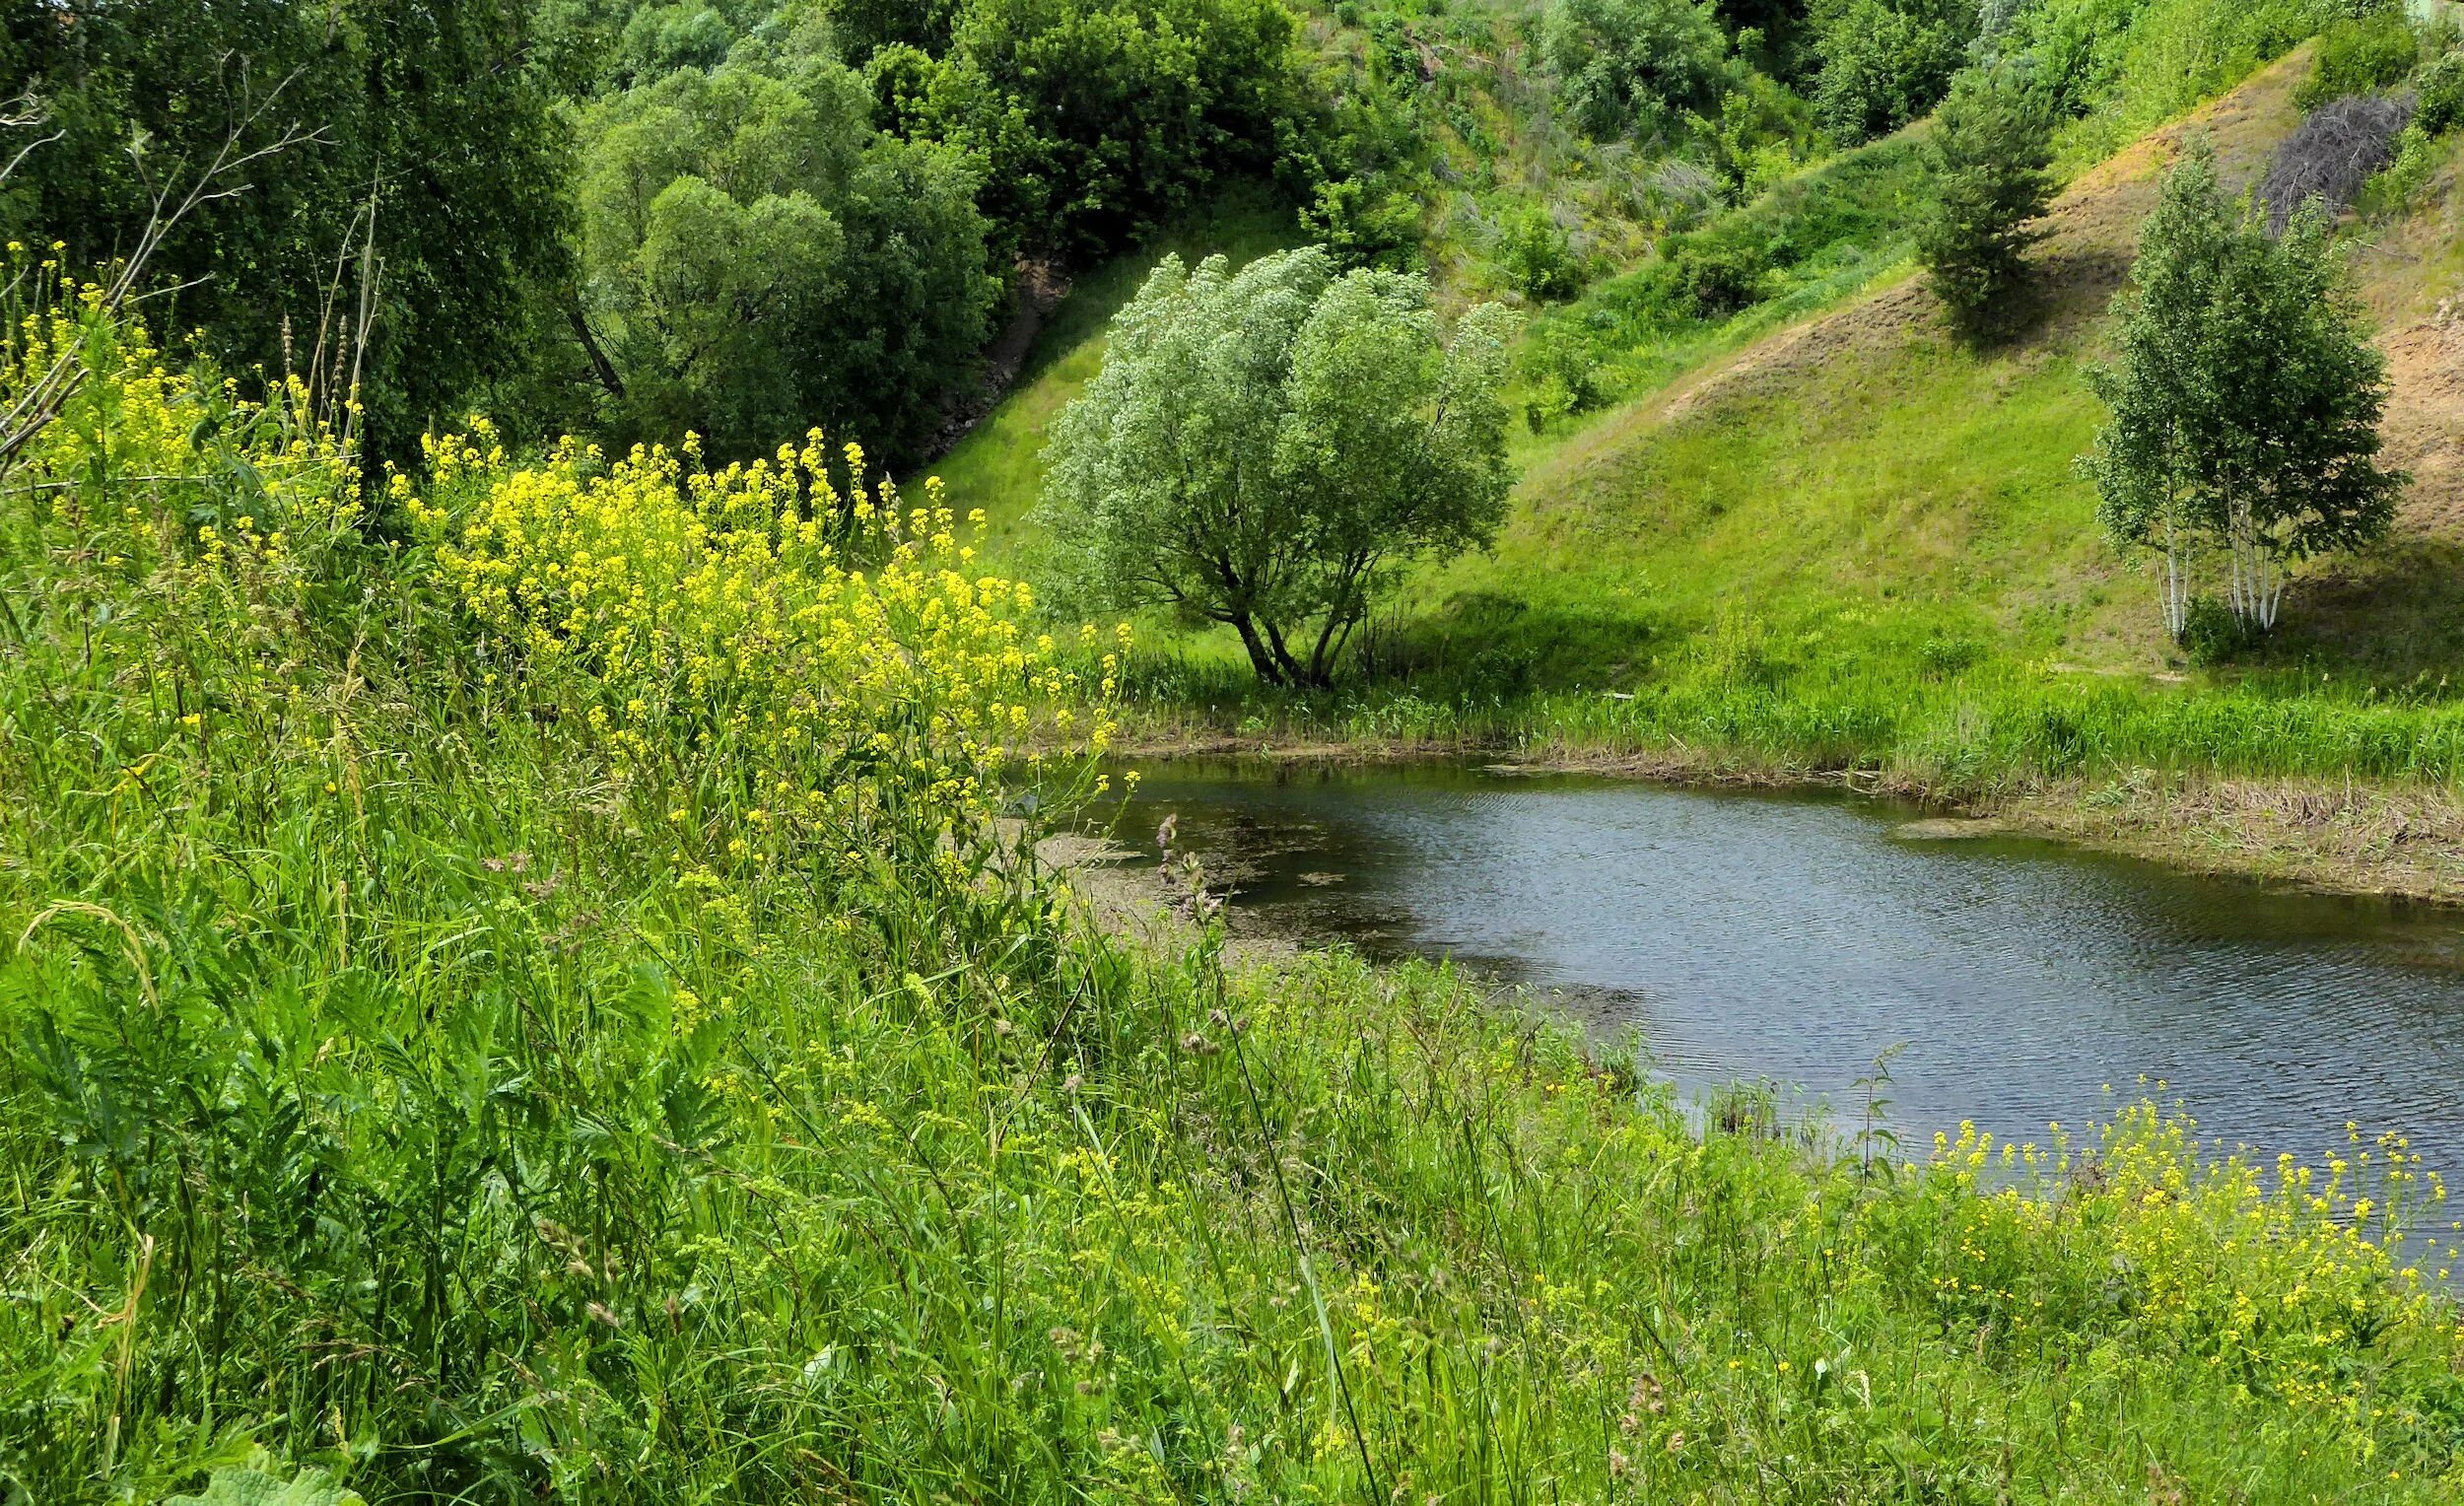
top-left (1499, 204), bottom-right (1585, 299)
top-left (2296, 9), bottom-right (2420, 107)
top-left (1673, 238), bottom-right (1773, 314)
top-left (923, 0), bottom-right (1309, 261)
top-left (1542, 0), bottom-right (1733, 139)
top-left (1808, 0), bottom-right (1979, 141)
top-left (2417, 47), bottom-right (2464, 134)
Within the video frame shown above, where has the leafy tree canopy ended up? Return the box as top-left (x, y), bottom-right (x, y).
top-left (570, 32), bottom-right (998, 462)
top-left (0, 0), bottom-right (573, 471)
top-left (2084, 143), bottom-right (2404, 639)
top-left (1038, 247), bottom-right (1517, 686)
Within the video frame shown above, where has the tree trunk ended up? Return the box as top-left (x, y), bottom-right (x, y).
top-left (569, 300), bottom-right (627, 400)
top-left (1260, 617), bottom-right (1318, 688)
top-left (1232, 615), bottom-right (1287, 686)
top-left (2160, 510), bottom-right (2190, 643)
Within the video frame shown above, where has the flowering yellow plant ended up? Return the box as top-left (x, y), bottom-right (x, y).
top-left (1912, 1105), bottom-right (2452, 1453)
top-left (409, 425), bottom-right (1120, 864)
top-left (3, 282), bottom-right (361, 580)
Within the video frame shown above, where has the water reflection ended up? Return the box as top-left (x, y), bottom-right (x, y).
top-left (1107, 761), bottom-right (2464, 1174)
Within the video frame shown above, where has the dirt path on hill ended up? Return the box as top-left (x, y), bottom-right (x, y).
top-left (2377, 307), bottom-right (2464, 534)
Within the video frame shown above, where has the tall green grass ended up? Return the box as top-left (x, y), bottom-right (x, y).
top-left (1117, 620), bottom-right (2464, 788)
top-left (8, 302), bottom-right (2464, 1505)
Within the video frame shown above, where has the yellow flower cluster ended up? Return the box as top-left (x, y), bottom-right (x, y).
top-left (409, 425), bottom-right (1120, 861)
top-left (1919, 1105), bottom-right (2451, 1452)
top-left (4, 284), bottom-right (361, 580)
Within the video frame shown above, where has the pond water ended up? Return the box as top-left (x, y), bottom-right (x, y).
top-left (1104, 760), bottom-right (2464, 1175)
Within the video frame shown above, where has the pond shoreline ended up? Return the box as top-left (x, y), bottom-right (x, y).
top-left (1115, 730), bottom-right (2464, 909)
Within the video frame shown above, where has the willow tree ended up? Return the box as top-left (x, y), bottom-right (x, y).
top-left (1037, 248), bottom-right (1516, 687)
top-left (2083, 144), bottom-right (2404, 641)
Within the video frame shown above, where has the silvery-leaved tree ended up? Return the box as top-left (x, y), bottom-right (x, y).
top-left (1037, 247), bottom-right (1517, 687)
top-left (2083, 142), bottom-right (2405, 643)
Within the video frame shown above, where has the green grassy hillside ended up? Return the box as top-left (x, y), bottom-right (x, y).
top-left (935, 44), bottom-right (2464, 848)
top-left (1400, 46), bottom-right (2464, 695)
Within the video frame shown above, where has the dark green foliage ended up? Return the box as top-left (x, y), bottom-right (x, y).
top-left (827, 0), bottom-right (967, 58)
top-left (1808, 0), bottom-right (1978, 141)
top-left (570, 38), bottom-right (998, 461)
top-left (2295, 8), bottom-right (2419, 108)
top-left (2418, 48), bottom-right (2464, 135)
top-left (1697, 71), bottom-right (1823, 198)
top-left (1916, 66), bottom-right (2055, 335)
top-left (1542, 0), bottom-right (1734, 139)
top-left (1299, 173), bottom-right (1426, 269)
top-left (1672, 238), bottom-right (1772, 314)
top-left (914, 0), bottom-right (1308, 261)
top-left (1499, 205), bottom-right (1583, 300)
top-left (1717, 0), bottom-right (1823, 83)
top-left (2085, 145), bottom-right (2406, 636)
top-left (0, 0), bottom-right (572, 472)
top-left (2179, 592), bottom-right (2260, 663)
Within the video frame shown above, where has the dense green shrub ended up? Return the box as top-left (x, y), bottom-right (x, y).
top-left (826, 0), bottom-right (966, 57)
top-left (1542, 0), bottom-right (1733, 139)
top-left (1299, 173), bottom-right (1428, 268)
top-left (917, 0), bottom-right (1308, 260)
top-left (2295, 8), bottom-right (2420, 107)
top-left (1808, 0), bottom-right (1978, 140)
top-left (1499, 205), bottom-right (1585, 299)
top-left (2414, 47), bottom-right (2464, 134)
top-left (1672, 237), bottom-right (1774, 313)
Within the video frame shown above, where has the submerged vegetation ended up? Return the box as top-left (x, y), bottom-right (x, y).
top-left (6, 294), bottom-right (2464, 1502)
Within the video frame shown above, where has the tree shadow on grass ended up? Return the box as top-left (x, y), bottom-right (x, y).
top-left (2257, 536), bottom-right (2464, 681)
top-left (1351, 591), bottom-right (1667, 699)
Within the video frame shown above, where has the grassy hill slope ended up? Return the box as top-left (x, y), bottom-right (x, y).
top-left (1425, 45), bottom-right (2464, 694)
top-left (937, 47), bottom-right (2459, 696)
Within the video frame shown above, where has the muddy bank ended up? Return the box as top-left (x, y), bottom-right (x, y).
top-left (1039, 828), bottom-right (1301, 964)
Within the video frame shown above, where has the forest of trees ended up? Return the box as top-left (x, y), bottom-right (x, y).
top-left (5, 0), bottom-right (2406, 479)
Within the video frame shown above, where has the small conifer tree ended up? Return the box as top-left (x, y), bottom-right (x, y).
top-left (1916, 66), bottom-right (2055, 336)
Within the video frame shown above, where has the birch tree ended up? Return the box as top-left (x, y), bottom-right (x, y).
top-left (2083, 143), bottom-right (2404, 642)
top-left (1037, 247), bottom-right (1517, 687)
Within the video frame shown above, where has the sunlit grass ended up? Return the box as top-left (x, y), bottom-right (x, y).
top-left (9, 222), bottom-right (2464, 1506)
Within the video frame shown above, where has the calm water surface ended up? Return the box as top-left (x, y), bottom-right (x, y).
top-left (1107, 761), bottom-right (2464, 1172)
